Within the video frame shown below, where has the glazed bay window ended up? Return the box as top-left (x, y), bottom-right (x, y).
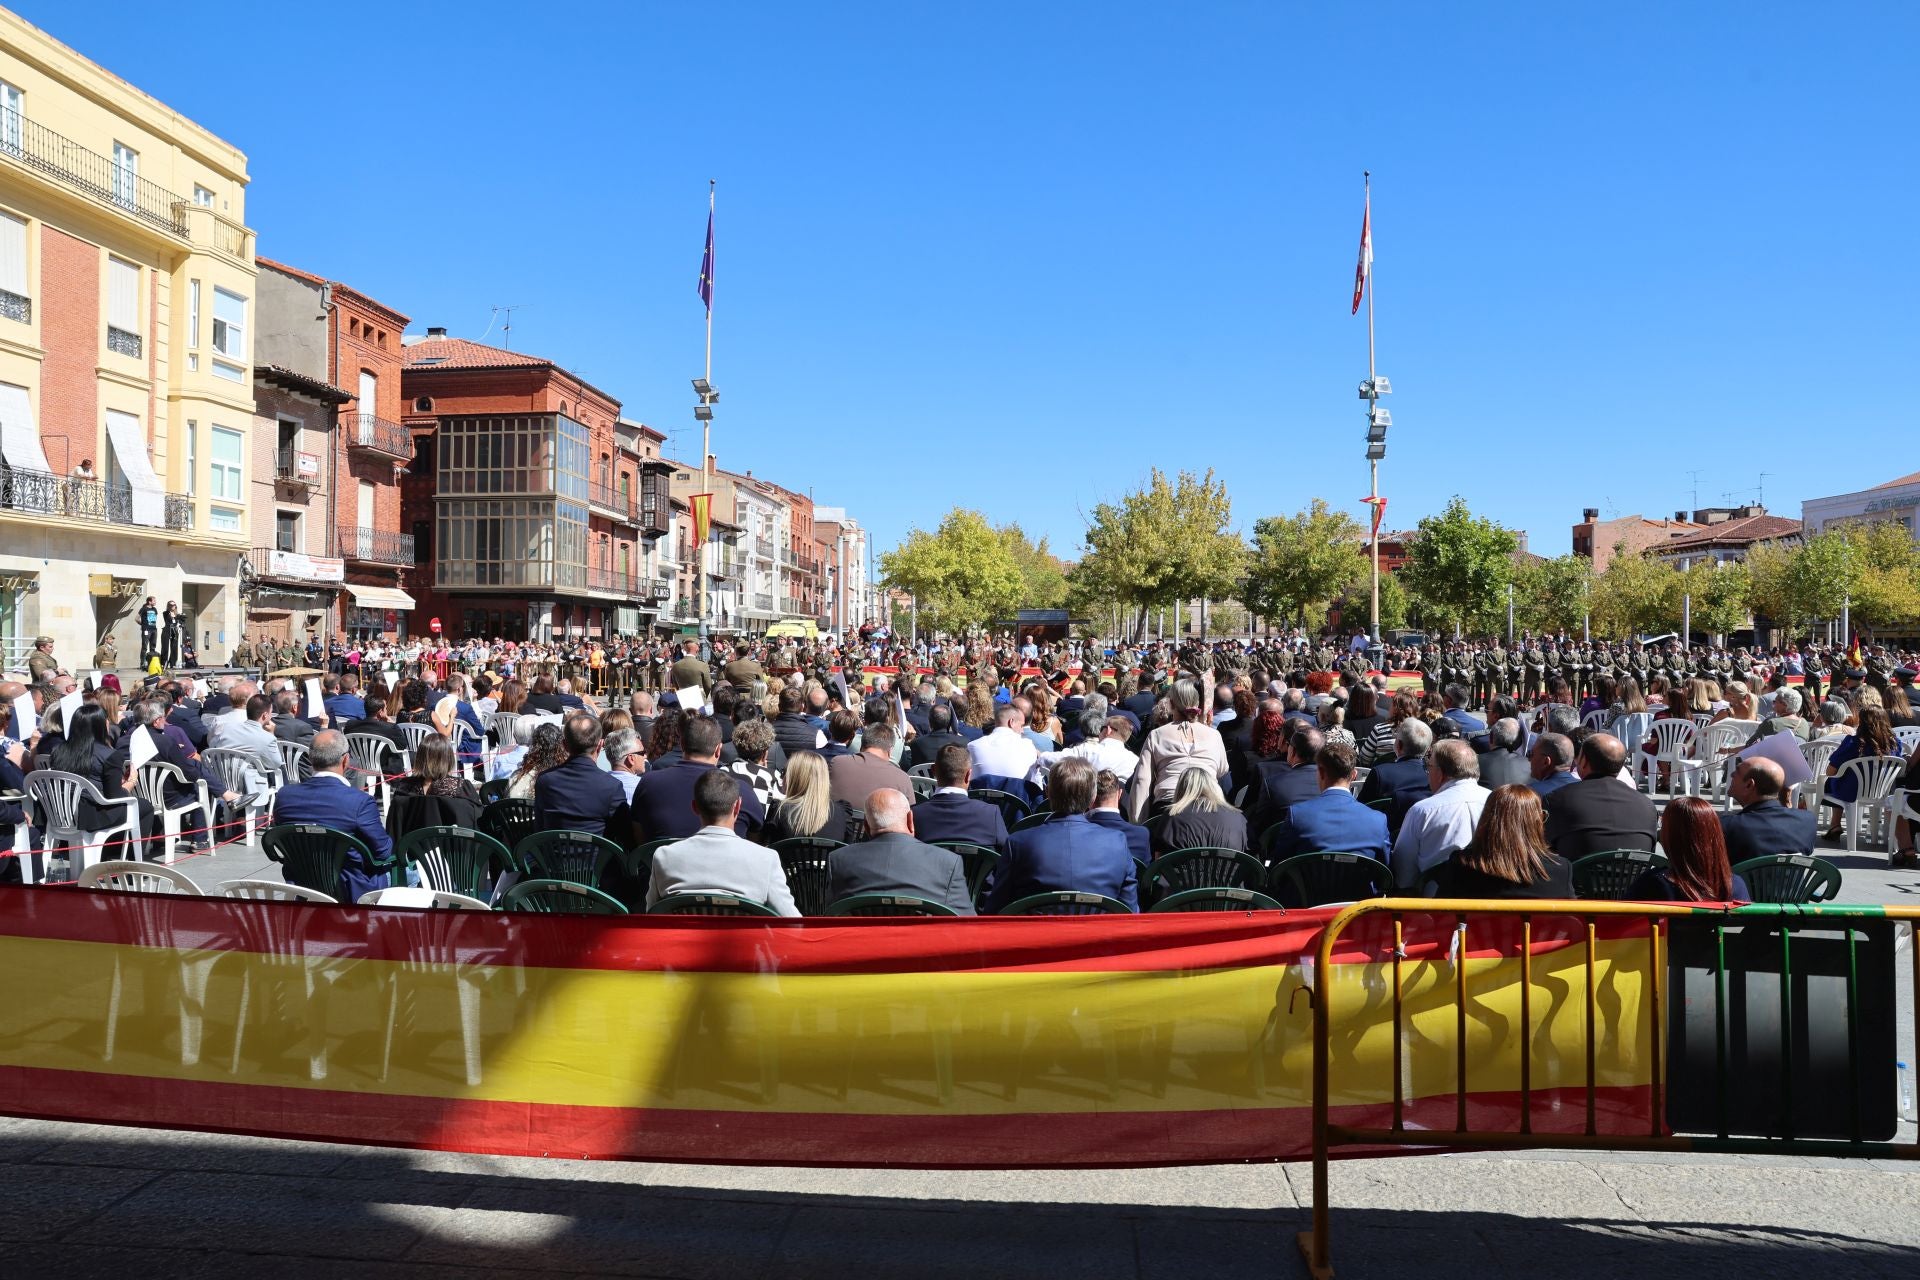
top-left (209, 425), bottom-right (243, 502)
top-left (435, 498), bottom-right (589, 590)
top-left (210, 286), bottom-right (246, 381)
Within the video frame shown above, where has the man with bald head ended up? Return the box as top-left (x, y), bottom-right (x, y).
top-left (829, 788), bottom-right (976, 915)
top-left (1721, 756), bottom-right (1818, 862)
top-left (1543, 733), bottom-right (1659, 860)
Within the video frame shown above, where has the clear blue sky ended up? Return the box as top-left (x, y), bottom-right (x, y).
top-left (22, 1), bottom-right (1915, 559)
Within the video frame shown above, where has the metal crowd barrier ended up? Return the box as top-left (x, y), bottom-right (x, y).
top-left (1296, 898), bottom-right (1920, 1279)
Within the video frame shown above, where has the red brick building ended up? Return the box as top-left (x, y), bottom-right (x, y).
top-left (400, 330), bottom-right (660, 642)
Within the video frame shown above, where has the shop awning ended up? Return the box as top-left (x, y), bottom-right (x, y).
top-left (345, 584), bottom-right (417, 610)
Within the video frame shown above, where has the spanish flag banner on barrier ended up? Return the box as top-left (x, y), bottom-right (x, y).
top-left (0, 890), bottom-right (1659, 1167)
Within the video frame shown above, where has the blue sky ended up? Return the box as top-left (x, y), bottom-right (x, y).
top-left (22, 1), bottom-right (1915, 559)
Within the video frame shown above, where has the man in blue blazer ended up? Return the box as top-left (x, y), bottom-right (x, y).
top-left (984, 757), bottom-right (1137, 912)
top-left (1268, 742), bottom-right (1391, 862)
top-left (1356, 718), bottom-right (1434, 837)
top-left (1441, 684), bottom-right (1487, 740)
top-left (1088, 768), bottom-right (1151, 865)
top-left (270, 729), bottom-right (393, 902)
top-left (1528, 733), bottom-right (1580, 799)
top-left (534, 712), bottom-right (633, 840)
top-left (628, 714), bottom-right (763, 841)
top-left (1721, 757), bottom-right (1818, 862)
top-left (910, 744), bottom-right (1010, 853)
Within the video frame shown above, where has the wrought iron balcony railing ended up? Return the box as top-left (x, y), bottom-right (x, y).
top-left (344, 413), bottom-right (413, 461)
top-left (0, 288), bottom-right (28, 324)
top-left (338, 526), bottom-right (415, 565)
top-left (107, 325), bottom-right (141, 358)
top-left (0, 464), bottom-right (192, 531)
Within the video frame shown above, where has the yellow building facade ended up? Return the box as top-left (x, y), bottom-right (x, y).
top-left (0, 7), bottom-right (255, 674)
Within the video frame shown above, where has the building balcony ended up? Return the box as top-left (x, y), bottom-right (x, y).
top-left (275, 446), bottom-right (322, 490)
top-left (588, 479), bottom-right (638, 525)
top-left (338, 526), bottom-right (415, 566)
top-left (0, 466), bottom-right (192, 533)
top-left (584, 565), bottom-right (641, 597)
top-left (748, 592), bottom-right (776, 614)
top-left (344, 413), bottom-right (413, 462)
top-left (107, 326), bottom-right (141, 358)
top-left (0, 288), bottom-right (29, 324)
top-left (251, 546), bottom-right (344, 584)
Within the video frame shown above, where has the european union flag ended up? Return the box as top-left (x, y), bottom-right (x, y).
top-left (697, 209), bottom-right (715, 312)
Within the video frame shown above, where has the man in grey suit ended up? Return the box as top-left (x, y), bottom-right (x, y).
top-left (646, 771), bottom-right (799, 915)
top-left (829, 788), bottom-right (976, 915)
top-left (1478, 717), bottom-right (1532, 789)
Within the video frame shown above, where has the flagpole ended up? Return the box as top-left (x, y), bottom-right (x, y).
top-left (699, 180), bottom-right (714, 655)
top-left (1364, 170), bottom-right (1381, 647)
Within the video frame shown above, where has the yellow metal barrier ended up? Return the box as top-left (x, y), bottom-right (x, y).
top-left (1296, 898), bottom-right (1920, 1280)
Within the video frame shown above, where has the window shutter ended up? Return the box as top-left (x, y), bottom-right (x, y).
top-left (108, 258), bottom-right (139, 331)
top-left (0, 213), bottom-right (25, 296)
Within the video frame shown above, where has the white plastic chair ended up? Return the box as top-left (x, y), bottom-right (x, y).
top-left (1581, 708), bottom-right (1611, 732)
top-left (1824, 756), bottom-right (1908, 851)
top-left (219, 878), bottom-right (338, 903)
top-left (450, 720), bottom-right (486, 782)
top-left (276, 739), bottom-right (312, 783)
top-left (396, 722), bottom-right (436, 759)
top-left (23, 769), bottom-right (140, 884)
top-left (78, 860), bottom-right (203, 894)
top-left (1696, 722), bottom-right (1752, 810)
top-left (1609, 711), bottom-right (1654, 751)
top-left (489, 711), bottom-right (522, 749)
top-left (345, 733), bottom-right (401, 819)
top-left (1634, 720), bottom-right (1702, 797)
top-left (1895, 727), bottom-right (1920, 757)
top-left (1793, 738), bottom-right (1841, 811)
top-left (199, 748), bottom-right (273, 848)
top-left (358, 886), bottom-right (492, 910)
top-left (135, 760), bottom-right (211, 853)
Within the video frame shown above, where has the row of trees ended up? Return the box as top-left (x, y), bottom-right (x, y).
top-left (878, 477), bottom-right (1920, 642)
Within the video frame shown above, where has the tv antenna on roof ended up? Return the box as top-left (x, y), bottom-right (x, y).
top-left (482, 303), bottom-right (530, 348)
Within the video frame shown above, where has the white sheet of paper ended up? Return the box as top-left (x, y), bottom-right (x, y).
top-left (304, 678), bottom-right (325, 718)
top-left (11, 694), bottom-right (35, 740)
top-left (1736, 729), bottom-right (1815, 789)
top-left (676, 684), bottom-right (706, 713)
top-left (192, 678), bottom-right (208, 699)
top-left (128, 724), bottom-right (159, 768)
top-left (58, 689), bottom-right (83, 734)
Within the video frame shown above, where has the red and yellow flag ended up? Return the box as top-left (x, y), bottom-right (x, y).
top-left (690, 492), bottom-right (713, 545)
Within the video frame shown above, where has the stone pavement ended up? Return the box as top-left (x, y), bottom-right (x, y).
top-left (8, 801), bottom-right (1916, 1278)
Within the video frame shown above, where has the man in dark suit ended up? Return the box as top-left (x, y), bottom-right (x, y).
top-left (138, 696), bottom-right (238, 852)
top-left (910, 744), bottom-right (1010, 853)
top-left (830, 788), bottom-right (975, 914)
top-left (270, 729), bottom-right (392, 902)
top-left (1268, 741), bottom-right (1391, 862)
top-left (271, 688), bottom-right (317, 745)
top-left (162, 679), bottom-right (209, 750)
top-left (1251, 727), bottom-right (1327, 837)
top-left (1087, 767), bottom-right (1150, 865)
top-left (629, 713), bottom-right (764, 841)
top-left (1441, 684), bottom-right (1487, 742)
top-left (1543, 734), bottom-right (1659, 859)
top-left (1528, 732), bottom-right (1579, 799)
top-left (1121, 680), bottom-right (1159, 725)
top-left (1478, 718), bottom-right (1532, 789)
top-left (984, 757), bottom-right (1137, 912)
top-left (523, 674), bottom-right (569, 715)
top-left (1721, 757), bottom-right (1818, 861)
top-left (1356, 718), bottom-right (1433, 836)
top-left (909, 703), bottom-right (966, 767)
top-left (533, 712), bottom-right (633, 840)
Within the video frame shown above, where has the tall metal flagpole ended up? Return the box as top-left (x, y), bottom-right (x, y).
top-left (1364, 171), bottom-right (1381, 646)
top-left (698, 180), bottom-right (715, 656)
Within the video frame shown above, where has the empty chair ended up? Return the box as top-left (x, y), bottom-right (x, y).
top-left (514, 830), bottom-right (623, 888)
top-left (134, 761), bottom-right (210, 853)
top-left (825, 894), bottom-right (959, 917)
top-left (1146, 848), bottom-right (1265, 901)
top-left (277, 739), bottom-right (313, 784)
top-left (358, 886), bottom-right (493, 910)
top-left (968, 787), bottom-right (1031, 827)
top-left (345, 734), bottom-right (403, 815)
top-left (1634, 719), bottom-right (1703, 797)
top-left (477, 797), bottom-right (538, 853)
top-left (997, 891), bottom-right (1132, 916)
top-left (1570, 848), bottom-right (1670, 900)
top-left (199, 747), bottom-right (273, 847)
top-left (649, 891), bottom-right (780, 917)
top-left (499, 878), bottom-right (629, 915)
top-left (930, 840), bottom-right (1000, 909)
top-left (1730, 854), bottom-right (1841, 904)
top-left (1150, 886), bottom-right (1283, 913)
top-left (1266, 851), bottom-right (1392, 909)
top-left (23, 769), bottom-right (140, 885)
top-left (220, 879), bottom-right (337, 903)
top-left (770, 836), bottom-right (844, 916)
top-left (77, 860), bottom-right (203, 895)
top-left (395, 722), bottom-right (436, 761)
top-left (393, 826), bottom-right (514, 901)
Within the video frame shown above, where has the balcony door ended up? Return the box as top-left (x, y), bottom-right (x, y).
top-left (357, 481), bottom-right (374, 559)
top-left (358, 370), bottom-right (376, 436)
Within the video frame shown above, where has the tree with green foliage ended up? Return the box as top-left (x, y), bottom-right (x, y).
top-left (998, 523), bottom-right (1070, 609)
top-left (1680, 560), bottom-right (1753, 642)
top-left (1078, 468), bottom-right (1245, 640)
top-left (878, 508), bottom-right (1024, 634)
top-left (1398, 497), bottom-right (1520, 636)
top-left (1243, 499), bottom-right (1368, 630)
top-left (1590, 550), bottom-right (1681, 638)
top-left (1513, 555), bottom-right (1595, 636)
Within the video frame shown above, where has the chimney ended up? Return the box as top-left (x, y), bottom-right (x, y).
top-left (427, 326), bottom-right (447, 340)
top-left (1676, 510), bottom-right (1687, 522)
top-left (1582, 507), bottom-right (1598, 523)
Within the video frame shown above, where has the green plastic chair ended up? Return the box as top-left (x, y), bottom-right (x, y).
top-left (514, 830), bottom-right (625, 888)
top-left (1010, 809), bottom-right (1054, 833)
top-left (1266, 851), bottom-right (1392, 909)
top-left (476, 798), bottom-right (537, 853)
top-left (1731, 854), bottom-right (1841, 904)
top-left (649, 892), bottom-right (781, 917)
top-left (1571, 849), bottom-right (1669, 900)
top-left (969, 788), bottom-right (1031, 826)
top-left (998, 891), bottom-right (1132, 916)
top-left (824, 893), bottom-right (959, 917)
top-left (1148, 848), bottom-right (1266, 898)
top-left (261, 824), bottom-right (377, 900)
top-left (498, 878), bottom-right (628, 915)
top-left (771, 836), bottom-right (844, 916)
top-left (477, 778), bottom-right (512, 805)
top-left (931, 840), bottom-right (1000, 908)
top-left (1151, 886), bottom-right (1284, 913)
top-left (393, 826), bottom-right (514, 900)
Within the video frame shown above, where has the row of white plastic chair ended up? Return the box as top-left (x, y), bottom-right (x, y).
top-left (76, 861), bottom-right (491, 910)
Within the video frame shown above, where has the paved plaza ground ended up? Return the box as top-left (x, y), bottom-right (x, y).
top-left (3, 817), bottom-right (1915, 1277)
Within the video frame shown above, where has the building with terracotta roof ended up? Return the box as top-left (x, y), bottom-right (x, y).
top-left (1803, 470), bottom-right (1920, 542)
top-left (255, 259), bottom-right (416, 641)
top-left (399, 328), bottom-right (663, 642)
top-left (1646, 506), bottom-right (1802, 566)
top-left (1571, 509), bottom-right (1702, 574)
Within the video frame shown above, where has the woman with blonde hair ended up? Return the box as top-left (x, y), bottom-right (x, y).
top-left (761, 750), bottom-right (855, 844)
top-left (1428, 784), bottom-right (1573, 898)
top-left (1150, 761), bottom-right (1247, 855)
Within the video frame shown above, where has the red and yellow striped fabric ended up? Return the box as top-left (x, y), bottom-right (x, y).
top-left (0, 890), bottom-right (1659, 1167)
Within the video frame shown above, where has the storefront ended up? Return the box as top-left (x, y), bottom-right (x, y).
top-left (342, 583), bottom-right (416, 642)
top-left (244, 548), bottom-right (343, 646)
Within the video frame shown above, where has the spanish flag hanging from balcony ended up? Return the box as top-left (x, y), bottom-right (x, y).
top-left (690, 493), bottom-right (714, 545)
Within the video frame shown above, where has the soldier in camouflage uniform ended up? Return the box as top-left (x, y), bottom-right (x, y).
top-left (1521, 636), bottom-right (1545, 701)
top-left (1472, 644), bottom-right (1496, 708)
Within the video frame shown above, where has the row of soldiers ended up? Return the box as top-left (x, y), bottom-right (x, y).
top-left (1413, 639), bottom-right (1795, 705)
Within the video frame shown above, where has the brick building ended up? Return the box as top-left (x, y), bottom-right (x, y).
top-left (243, 365), bottom-right (347, 642)
top-left (400, 330), bottom-right (655, 642)
top-left (254, 259), bottom-right (416, 639)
